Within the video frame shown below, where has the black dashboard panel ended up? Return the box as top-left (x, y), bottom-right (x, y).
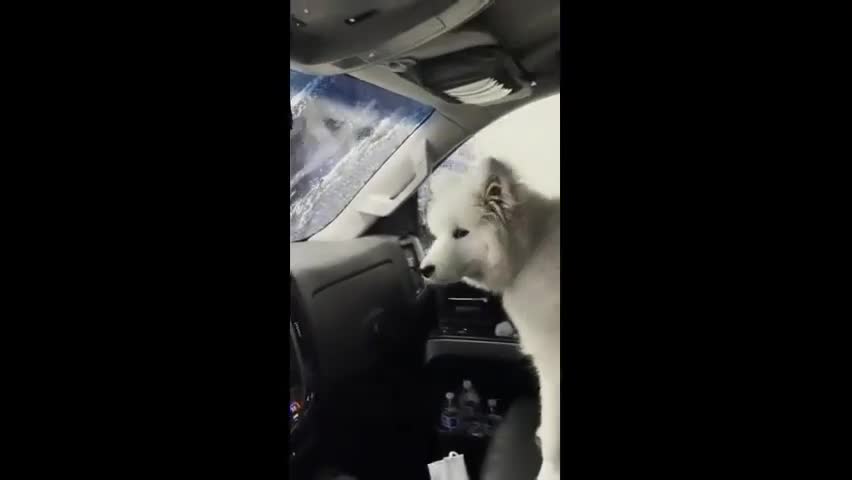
top-left (290, 236), bottom-right (441, 480)
top-left (290, 236), bottom-right (417, 390)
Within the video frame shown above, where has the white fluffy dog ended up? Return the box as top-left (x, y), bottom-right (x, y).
top-left (420, 157), bottom-right (561, 480)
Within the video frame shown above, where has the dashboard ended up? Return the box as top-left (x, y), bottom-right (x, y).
top-left (288, 235), bottom-right (427, 477)
top-left (287, 234), bottom-right (523, 477)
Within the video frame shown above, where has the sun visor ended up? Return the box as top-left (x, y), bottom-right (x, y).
top-left (398, 46), bottom-right (534, 107)
top-left (290, 0), bottom-right (493, 75)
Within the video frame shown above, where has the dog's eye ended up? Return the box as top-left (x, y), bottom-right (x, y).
top-left (452, 228), bottom-right (469, 239)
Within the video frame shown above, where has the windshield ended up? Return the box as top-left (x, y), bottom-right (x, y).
top-left (290, 71), bottom-right (434, 241)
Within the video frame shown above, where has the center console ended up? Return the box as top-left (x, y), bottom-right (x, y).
top-left (425, 283), bottom-right (524, 364)
top-left (424, 282), bottom-right (537, 479)
top-left (396, 235), bottom-right (537, 478)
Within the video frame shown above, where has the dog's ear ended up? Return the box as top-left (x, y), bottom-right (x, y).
top-left (479, 157), bottom-right (517, 225)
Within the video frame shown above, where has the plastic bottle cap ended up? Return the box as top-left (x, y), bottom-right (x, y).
top-left (462, 380), bottom-right (472, 389)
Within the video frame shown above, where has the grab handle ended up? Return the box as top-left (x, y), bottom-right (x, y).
top-left (356, 151), bottom-right (428, 217)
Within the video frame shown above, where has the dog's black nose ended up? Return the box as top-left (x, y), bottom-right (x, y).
top-left (420, 265), bottom-right (435, 278)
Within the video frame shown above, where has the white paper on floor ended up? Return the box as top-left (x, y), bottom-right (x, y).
top-left (427, 451), bottom-right (470, 480)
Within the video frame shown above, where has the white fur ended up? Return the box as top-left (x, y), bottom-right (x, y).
top-left (421, 158), bottom-right (560, 480)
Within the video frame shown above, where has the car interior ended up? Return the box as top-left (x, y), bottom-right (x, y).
top-left (290, 1), bottom-right (561, 479)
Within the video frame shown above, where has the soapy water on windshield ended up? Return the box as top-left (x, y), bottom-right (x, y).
top-left (289, 71), bottom-right (432, 241)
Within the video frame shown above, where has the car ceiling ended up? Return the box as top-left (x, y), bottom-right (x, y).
top-left (468, 0), bottom-right (560, 60)
top-left (290, 0), bottom-right (560, 131)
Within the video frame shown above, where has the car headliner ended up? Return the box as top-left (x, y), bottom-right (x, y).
top-left (290, 0), bottom-right (561, 132)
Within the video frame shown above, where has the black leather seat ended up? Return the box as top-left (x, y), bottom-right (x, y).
top-left (480, 397), bottom-right (542, 480)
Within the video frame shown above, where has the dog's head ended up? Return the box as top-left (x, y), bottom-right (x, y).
top-left (419, 157), bottom-right (519, 288)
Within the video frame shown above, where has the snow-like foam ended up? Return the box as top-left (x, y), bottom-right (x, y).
top-left (289, 73), bottom-right (432, 241)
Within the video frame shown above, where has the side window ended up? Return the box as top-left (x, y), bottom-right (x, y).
top-left (417, 140), bottom-right (480, 250)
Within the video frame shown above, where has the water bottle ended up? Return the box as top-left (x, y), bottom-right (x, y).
top-left (439, 392), bottom-right (460, 432)
top-left (456, 379), bottom-right (484, 436)
top-left (485, 398), bottom-right (503, 435)
top-left (458, 379), bottom-right (482, 420)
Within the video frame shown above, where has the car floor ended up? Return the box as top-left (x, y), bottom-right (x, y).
top-left (305, 356), bottom-right (537, 480)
